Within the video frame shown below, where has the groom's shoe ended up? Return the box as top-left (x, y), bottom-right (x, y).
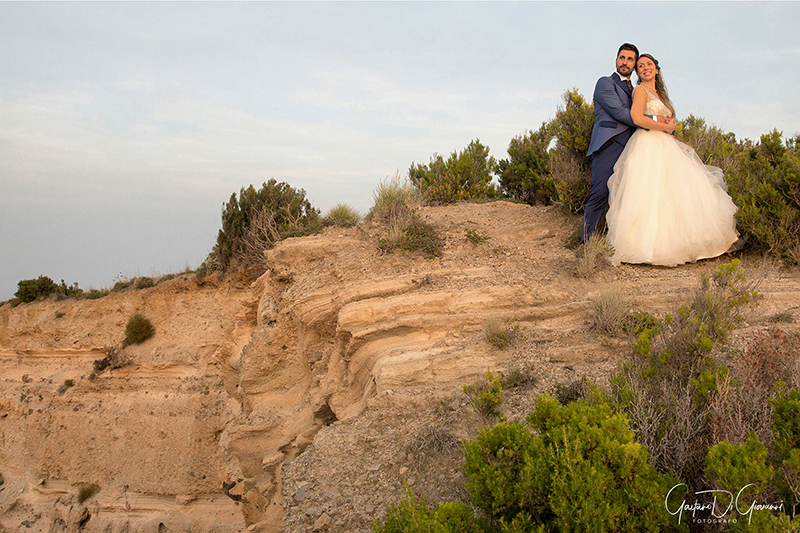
top-left (726, 234), bottom-right (749, 254)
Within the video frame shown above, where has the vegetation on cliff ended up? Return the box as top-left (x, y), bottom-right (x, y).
top-left (374, 261), bottom-right (800, 532)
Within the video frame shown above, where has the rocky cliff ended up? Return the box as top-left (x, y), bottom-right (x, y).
top-left (1, 201), bottom-right (798, 532)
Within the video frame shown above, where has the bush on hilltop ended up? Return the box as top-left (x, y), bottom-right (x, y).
top-left (409, 139), bottom-right (500, 205)
top-left (13, 276), bottom-right (83, 304)
top-left (496, 123), bottom-right (555, 206)
top-left (15, 276), bottom-right (61, 303)
top-left (205, 179), bottom-right (321, 273)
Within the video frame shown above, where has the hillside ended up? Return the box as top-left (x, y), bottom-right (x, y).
top-left (1, 201), bottom-right (799, 533)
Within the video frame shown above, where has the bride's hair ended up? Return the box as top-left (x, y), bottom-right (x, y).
top-left (636, 53), bottom-right (675, 117)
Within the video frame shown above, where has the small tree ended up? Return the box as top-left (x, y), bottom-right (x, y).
top-left (496, 123), bottom-right (555, 206)
top-left (549, 89), bottom-right (595, 214)
top-left (15, 276), bottom-right (61, 303)
top-left (206, 179), bottom-right (321, 273)
top-left (726, 130), bottom-right (800, 262)
top-left (409, 139), bottom-right (499, 205)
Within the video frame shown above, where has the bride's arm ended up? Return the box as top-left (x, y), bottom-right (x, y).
top-left (631, 87), bottom-right (674, 132)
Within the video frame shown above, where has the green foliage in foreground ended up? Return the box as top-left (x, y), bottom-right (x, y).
top-left (704, 433), bottom-right (776, 531)
top-left (376, 394), bottom-right (682, 533)
top-left (464, 395), bottom-right (681, 532)
top-left (771, 385), bottom-right (800, 518)
top-left (612, 260), bottom-right (760, 484)
top-left (374, 487), bottom-right (490, 533)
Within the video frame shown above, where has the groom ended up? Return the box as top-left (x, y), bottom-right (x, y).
top-left (582, 43), bottom-right (675, 242)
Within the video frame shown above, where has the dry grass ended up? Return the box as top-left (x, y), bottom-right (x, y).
top-left (324, 203), bottom-right (362, 227)
top-left (576, 232), bottom-right (613, 278)
top-left (366, 173), bottom-right (423, 225)
top-left (588, 284), bottom-right (629, 336)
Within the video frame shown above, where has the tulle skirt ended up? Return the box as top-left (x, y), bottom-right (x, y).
top-left (606, 129), bottom-right (738, 267)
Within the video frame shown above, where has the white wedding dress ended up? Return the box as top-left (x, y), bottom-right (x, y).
top-left (606, 90), bottom-right (739, 267)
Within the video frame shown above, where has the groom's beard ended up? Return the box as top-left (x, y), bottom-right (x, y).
top-left (617, 66), bottom-right (633, 77)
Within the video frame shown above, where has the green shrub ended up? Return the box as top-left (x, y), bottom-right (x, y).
top-left (206, 179), bottom-right (321, 272)
top-left (621, 310), bottom-right (659, 336)
top-left (675, 115), bottom-right (743, 173)
top-left (550, 89), bottom-right (595, 215)
top-left (463, 394), bottom-right (682, 532)
top-left (15, 275), bottom-right (61, 303)
top-left (409, 140), bottom-right (500, 205)
top-left (374, 486), bottom-right (490, 533)
top-left (58, 279), bottom-right (83, 298)
top-left (496, 124), bottom-right (556, 206)
top-left (111, 278), bottom-right (133, 292)
top-left (771, 386), bottom-right (800, 517)
top-left (463, 369), bottom-right (505, 425)
top-left (93, 357), bottom-right (110, 373)
top-left (84, 289), bottom-right (108, 300)
top-left (125, 313), bottom-right (155, 345)
top-left (324, 203), bottom-right (361, 227)
top-left (135, 276), bottom-right (155, 289)
top-left (704, 432), bottom-right (776, 529)
top-left (612, 260), bottom-right (760, 485)
top-left (500, 363), bottom-right (537, 389)
top-left (726, 130), bottom-right (800, 262)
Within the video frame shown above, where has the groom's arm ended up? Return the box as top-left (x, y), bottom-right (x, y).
top-left (593, 77), bottom-right (636, 127)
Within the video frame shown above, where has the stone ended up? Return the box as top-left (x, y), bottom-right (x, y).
top-left (294, 482), bottom-right (311, 501)
top-left (312, 513), bottom-right (331, 531)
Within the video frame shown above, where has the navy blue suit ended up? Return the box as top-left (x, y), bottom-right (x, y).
top-left (582, 72), bottom-right (638, 242)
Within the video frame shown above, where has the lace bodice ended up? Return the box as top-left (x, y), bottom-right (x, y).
top-left (643, 87), bottom-right (672, 117)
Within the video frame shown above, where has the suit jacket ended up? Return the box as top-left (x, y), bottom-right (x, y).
top-left (586, 72), bottom-right (638, 158)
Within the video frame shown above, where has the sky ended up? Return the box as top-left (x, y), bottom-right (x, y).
top-left (1, 2), bottom-right (799, 300)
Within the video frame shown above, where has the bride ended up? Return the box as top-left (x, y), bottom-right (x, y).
top-left (605, 53), bottom-right (739, 267)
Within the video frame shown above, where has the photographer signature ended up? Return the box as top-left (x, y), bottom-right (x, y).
top-left (665, 483), bottom-right (784, 525)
